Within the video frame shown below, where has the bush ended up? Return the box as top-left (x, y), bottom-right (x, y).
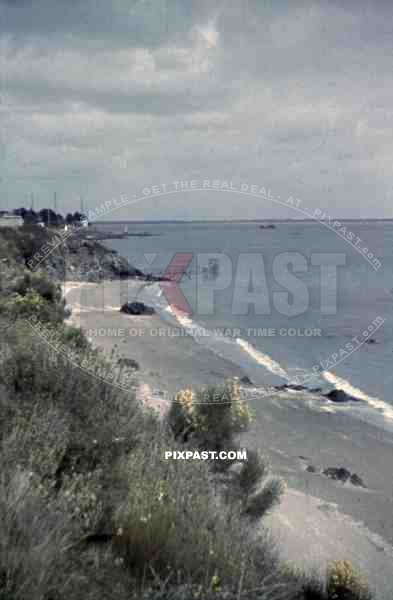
top-left (2, 289), bottom-right (64, 324)
top-left (243, 478), bottom-right (286, 520)
top-left (236, 450), bottom-right (270, 497)
top-left (223, 450), bottom-right (284, 519)
top-left (279, 564), bottom-right (326, 600)
top-left (168, 381), bottom-right (253, 451)
top-left (168, 384), bottom-right (284, 517)
top-left (0, 266), bottom-right (64, 325)
top-left (12, 225), bottom-right (53, 267)
top-left (326, 561), bottom-right (371, 600)
top-left (13, 272), bottom-right (62, 304)
top-left (113, 441), bottom-right (278, 589)
top-left (0, 467), bottom-right (73, 600)
top-left (0, 467), bottom-right (133, 600)
top-left (59, 324), bottom-right (91, 351)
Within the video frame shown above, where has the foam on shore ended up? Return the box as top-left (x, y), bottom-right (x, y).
top-left (322, 371), bottom-right (393, 428)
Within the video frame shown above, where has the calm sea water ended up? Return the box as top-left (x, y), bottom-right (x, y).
top-left (102, 221), bottom-right (393, 408)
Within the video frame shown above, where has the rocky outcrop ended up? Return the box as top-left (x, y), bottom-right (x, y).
top-left (40, 234), bottom-right (144, 282)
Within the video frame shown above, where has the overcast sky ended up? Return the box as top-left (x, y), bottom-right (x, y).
top-left (1, 0), bottom-right (392, 219)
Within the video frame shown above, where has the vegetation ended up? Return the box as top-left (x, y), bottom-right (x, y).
top-left (0, 227), bottom-right (373, 600)
top-left (12, 207), bottom-right (86, 227)
top-left (168, 385), bottom-right (285, 519)
top-left (326, 561), bottom-right (371, 600)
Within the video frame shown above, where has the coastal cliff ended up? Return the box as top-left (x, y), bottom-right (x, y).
top-left (0, 223), bottom-right (144, 282)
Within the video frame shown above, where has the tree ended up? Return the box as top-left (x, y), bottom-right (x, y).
top-left (13, 208), bottom-right (38, 224)
top-left (39, 208), bottom-right (60, 226)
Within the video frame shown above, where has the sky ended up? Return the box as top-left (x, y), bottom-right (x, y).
top-left (1, 0), bottom-right (393, 219)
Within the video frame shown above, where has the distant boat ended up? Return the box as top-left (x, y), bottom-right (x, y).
top-left (259, 223), bottom-right (276, 229)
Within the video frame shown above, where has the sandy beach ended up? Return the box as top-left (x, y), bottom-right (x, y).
top-left (64, 280), bottom-right (393, 599)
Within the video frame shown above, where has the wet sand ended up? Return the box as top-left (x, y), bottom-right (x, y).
top-left (242, 397), bottom-right (393, 598)
top-left (64, 280), bottom-right (393, 598)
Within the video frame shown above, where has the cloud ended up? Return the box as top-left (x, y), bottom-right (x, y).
top-left (1, 0), bottom-right (393, 216)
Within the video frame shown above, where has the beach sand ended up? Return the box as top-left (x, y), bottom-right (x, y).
top-left (64, 280), bottom-right (393, 598)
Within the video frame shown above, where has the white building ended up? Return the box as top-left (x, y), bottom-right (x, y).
top-left (0, 214), bottom-right (23, 228)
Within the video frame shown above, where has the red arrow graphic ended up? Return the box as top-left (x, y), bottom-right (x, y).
top-left (158, 253), bottom-right (194, 316)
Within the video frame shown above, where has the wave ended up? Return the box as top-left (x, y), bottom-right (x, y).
top-left (235, 338), bottom-right (289, 379)
top-left (151, 296), bottom-right (393, 434)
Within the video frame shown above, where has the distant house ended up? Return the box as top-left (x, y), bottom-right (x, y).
top-left (0, 214), bottom-right (23, 228)
top-left (80, 215), bottom-right (89, 228)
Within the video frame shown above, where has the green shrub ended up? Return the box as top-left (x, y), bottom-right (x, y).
top-left (244, 478), bottom-right (286, 520)
top-left (13, 272), bottom-right (62, 304)
top-left (59, 324), bottom-right (91, 351)
top-left (168, 381), bottom-right (253, 451)
top-left (2, 289), bottom-right (64, 324)
top-left (326, 561), bottom-right (371, 600)
top-left (2, 225), bottom-right (52, 267)
top-left (0, 266), bottom-right (64, 325)
top-left (236, 450), bottom-right (270, 497)
top-left (0, 466), bottom-right (133, 600)
top-left (113, 441), bottom-right (277, 589)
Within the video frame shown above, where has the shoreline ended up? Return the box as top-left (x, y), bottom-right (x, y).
top-left (62, 279), bottom-right (393, 597)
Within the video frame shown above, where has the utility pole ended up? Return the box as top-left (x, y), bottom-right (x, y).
top-left (54, 191), bottom-right (57, 211)
top-left (30, 192), bottom-right (34, 211)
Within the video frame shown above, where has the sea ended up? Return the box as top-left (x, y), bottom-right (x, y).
top-left (98, 220), bottom-right (393, 430)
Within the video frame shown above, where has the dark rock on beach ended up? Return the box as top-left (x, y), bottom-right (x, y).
top-left (120, 301), bottom-right (155, 316)
top-left (144, 272), bottom-right (172, 282)
top-left (240, 375), bottom-right (253, 385)
top-left (323, 467), bottom-right (351, 482)
top-left (274, 383), bottom-right (308, 392)
top-left (322, 467), bottom-right (366, 488)
top-left (306, 465), bottom-right (318, 473)
top-left (118, 357), bottom-right (139, 370)
top-left (350, 473), bottom-right (366, 487)
top-left (323, 389), bottom-right (359, 403)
